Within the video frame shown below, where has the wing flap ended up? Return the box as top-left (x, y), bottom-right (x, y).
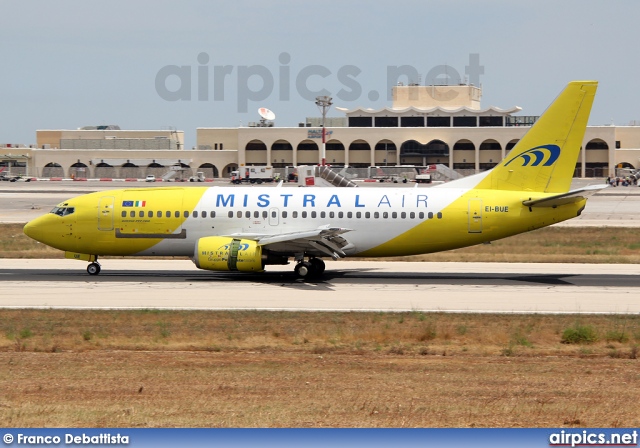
top-left (227, 225), bottom-right (353, 258)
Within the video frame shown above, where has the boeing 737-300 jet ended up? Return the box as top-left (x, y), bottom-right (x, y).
top-left (24, 81), bottom-right (605, 277)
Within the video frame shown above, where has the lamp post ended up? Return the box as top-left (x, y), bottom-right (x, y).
top-left (315, 96), bottom-right (332, 166)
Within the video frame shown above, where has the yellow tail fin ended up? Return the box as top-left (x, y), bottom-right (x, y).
top-left (478, 81), bottom-right (597, 193)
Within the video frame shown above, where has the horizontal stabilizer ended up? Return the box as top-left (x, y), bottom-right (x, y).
top-left (522, 184), bottom-right (608, 207)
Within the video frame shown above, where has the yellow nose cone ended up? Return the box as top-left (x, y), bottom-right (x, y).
top-left (23, 215), bottom-right (60, 248)
top-left (23, 218), bottom-right (42, 241)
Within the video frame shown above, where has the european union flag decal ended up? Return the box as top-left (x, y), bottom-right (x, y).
top-left (122, 200), bottom-right (146, 207)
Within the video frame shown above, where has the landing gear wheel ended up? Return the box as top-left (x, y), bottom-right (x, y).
top-left (87, 262), bottom-right (101, 275)
top-left (294, 261), bottom-right (312, 278)
top-left (309, 258), bottom-right (325, 275)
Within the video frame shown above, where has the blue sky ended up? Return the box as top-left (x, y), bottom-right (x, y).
top-left (2, 0), bottom-right (639, 148)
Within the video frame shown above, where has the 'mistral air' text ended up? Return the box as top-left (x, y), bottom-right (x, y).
top-left (214, 193), bottom-right (428, 209)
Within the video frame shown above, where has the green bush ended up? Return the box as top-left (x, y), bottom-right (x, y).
top-left (561, 325), bottom-right (598, 344)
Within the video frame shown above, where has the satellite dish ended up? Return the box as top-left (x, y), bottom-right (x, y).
top-left (258, 107), bottom-right (276, 121)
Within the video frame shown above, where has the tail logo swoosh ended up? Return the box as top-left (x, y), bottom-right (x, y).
top-left (504, 144), bottom-right (561, 167)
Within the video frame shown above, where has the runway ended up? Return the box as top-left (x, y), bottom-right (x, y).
top-left (1, 259), bottom-right (639, 314)
top-left (2, 180), bottom-right (640, 314)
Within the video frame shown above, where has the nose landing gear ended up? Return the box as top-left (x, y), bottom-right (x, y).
top-left (87, 261), bottom-right (101, 275)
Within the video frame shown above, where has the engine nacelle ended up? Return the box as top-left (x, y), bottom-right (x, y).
top-left (193, 236), bottom-right (264, 272)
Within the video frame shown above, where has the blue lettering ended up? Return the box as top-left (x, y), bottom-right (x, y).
top-left (378, 195), bottom-right (391, 208)
top-left (280, 194), bottom-right (293, 207)
top-left (327, 194), bottom-right (341, 207)
top-left (417, 194), bottom-right (428, 207)
top-left (257, 194), bottom-right (270, 208)
top-left (355, 195), bottom-right (365, 208)
top-left (303, 194), bottom-right (316, 207)
top-left (402, 195), bottom-right (405, 208)
top-left (243, 194), bottom-right (248, 207)
top-left (216, 194), bottom-right (235, 207)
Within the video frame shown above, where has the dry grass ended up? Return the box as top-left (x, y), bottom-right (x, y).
top-left (6, 223), bottom-right (640, 263)
top-left (1, 310), bottom-right (639, 427)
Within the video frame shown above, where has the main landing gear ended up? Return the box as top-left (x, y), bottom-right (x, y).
top-left (294, 257), bottom-right (325, 278)
top-left (87, 261), bottom-right (101, 275)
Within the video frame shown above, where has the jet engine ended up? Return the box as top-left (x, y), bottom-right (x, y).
top-left (193, 236), bottom-right (265, 272)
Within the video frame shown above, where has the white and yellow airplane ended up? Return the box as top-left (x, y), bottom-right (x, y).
top-left (24, 81), bottom-right (605, 277)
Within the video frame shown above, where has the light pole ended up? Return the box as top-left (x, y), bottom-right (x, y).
top-left (315, 95), bottom-right (332, 166)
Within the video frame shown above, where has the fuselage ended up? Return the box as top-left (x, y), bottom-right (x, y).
top-left (23, 181), bottom-right (585, 260)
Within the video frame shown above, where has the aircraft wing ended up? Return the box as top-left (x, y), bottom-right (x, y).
top-left (227, 225), bottom-right (353, 259)
top-left (522, 184), bottom-right (608, 207)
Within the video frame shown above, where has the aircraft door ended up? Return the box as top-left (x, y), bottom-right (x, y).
top-left (268, 207), bottom-right (279, 226)
top-left (468, 198), bottom-right (483, 233)
top-left (98, 196), bottom-right (115, 231)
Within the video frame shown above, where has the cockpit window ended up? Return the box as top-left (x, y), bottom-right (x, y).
top-left (50, 206), bottom-right (75, 217)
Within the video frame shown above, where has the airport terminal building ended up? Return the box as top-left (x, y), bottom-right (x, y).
top-left (2, 85), bottom-right (640, 179)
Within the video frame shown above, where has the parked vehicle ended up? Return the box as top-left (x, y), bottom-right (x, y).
top-left (230, 166), bottom-right (274, 184)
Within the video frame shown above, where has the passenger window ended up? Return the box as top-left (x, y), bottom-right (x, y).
top-left (193, 211), bottom-right (198, 218)
top-left (365, 212), bottom-right (371, 219)
top-left (184, 211), bottom-right (189, 218)
top-left (302, 211), bottom-right (307, 218)
top-left (121, 211), bottom-right (126, 218)
top-left (139, 211), bottom-right (144, 218)
top-left (356, 212), bottom-right (361, 219)
top-left (338, 212), bottom-right (344, 218)
top-left (166, 211), bottom-right (171, 218)
top-left (383, 212), bottom-right (389, 219)
top-left (148, 211), bottom-right (153, 218)
top-left (130, 211), bottom-right (135, 218)
top-left (211, 211), bottom-right (216, 218)
top-left (282, 211), bottom-right (287, 218)
top-left (328, 211), bottom-right (334, 218)
top-left (419, 212), bottom-right (425, 219)
top-left (254, 211), bottom-right (259, 218)
top-left (400, 212), bottom-right (406, 219)
top-left (410, 212), bottom-right (415, 219)
top-left (428, 212), bottom-right (434, 219)
top-left (237, 211), bottom-right (242, 218)
top-left (321, 211), bottom-right (326, 218)
top-left (174, 211), bottom-right (180, 218)
top-left (311, 211), bottom-right (317, 218)
top-left (293, 211), bottom-right (298, 218)
top-left (228, 211), bottom-right (233, 218)
top-left (245, 211), bottom-right (251, 218)
top-left (437, 212), bottom-right (443, 219)
top-left (347, 212), bottom-right (352, 218)
top-left (262, 211), bottom-right (268, 219)
top-left (157, 211), bottom-right (162, 218)
top-left (374, 212), bottom-right (379, 219)
top-left (202, 211), bottom-right (207, 218)
top-left (392, 212), bottom-right (397, 219)
top-left (271, 211), bottom-right (276, 218)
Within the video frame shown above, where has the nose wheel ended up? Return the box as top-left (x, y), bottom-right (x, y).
top-left (87, 262), bottom-right (101, 275)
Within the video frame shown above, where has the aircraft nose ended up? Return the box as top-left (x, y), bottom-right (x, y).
top-left (23, 217), bottom-right (46, 242)
top-left (23, 215), bottom-right (59, 247)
